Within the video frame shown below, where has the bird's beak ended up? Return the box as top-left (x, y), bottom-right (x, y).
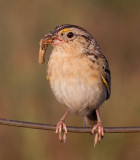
top-left (39, 33), bottom-right (57, 64)
top-left (41, 33), bottom-right (57, 45)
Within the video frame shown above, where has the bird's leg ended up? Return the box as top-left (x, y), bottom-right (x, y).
top-left (56, 110), bottom-right (70, 143)
top-left (91, 108), bottom-right (104, 147)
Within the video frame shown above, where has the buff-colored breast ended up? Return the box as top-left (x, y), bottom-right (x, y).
top-left (47, 47), bottom-right (107, 116)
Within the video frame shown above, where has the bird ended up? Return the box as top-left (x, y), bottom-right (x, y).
top-left (39, 24), bottom-right (111, 147)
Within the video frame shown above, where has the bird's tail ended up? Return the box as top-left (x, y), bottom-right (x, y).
top-left (84, 109), bottom-right (97, 127)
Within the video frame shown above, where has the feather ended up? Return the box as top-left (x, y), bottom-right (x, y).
top-left (98, 54), bottom-right (111, 99)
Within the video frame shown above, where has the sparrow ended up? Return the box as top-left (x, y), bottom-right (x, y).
top-left (39, 24), bottom-right (111, 147)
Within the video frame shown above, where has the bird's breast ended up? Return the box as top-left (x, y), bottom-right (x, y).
top-left (47, 51), bottom-right (106, 115)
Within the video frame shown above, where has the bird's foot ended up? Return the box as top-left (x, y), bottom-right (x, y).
top-left (91, 122), bottom-right (104, 147)
top-left (56, 120), bottom-right (67, 143)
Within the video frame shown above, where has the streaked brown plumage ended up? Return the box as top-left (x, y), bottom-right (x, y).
top-left (39, 24), bottom-right (111, 146)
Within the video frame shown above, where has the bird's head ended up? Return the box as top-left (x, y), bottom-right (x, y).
top-left (39, 24), bottom-right (96, 64)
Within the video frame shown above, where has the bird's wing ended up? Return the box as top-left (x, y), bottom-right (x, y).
top-left (98, 54), bottom-right (111, 99)
top-left (86, 51), bottom-right (111, 100)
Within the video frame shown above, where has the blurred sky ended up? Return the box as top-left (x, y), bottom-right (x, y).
top-left (0, 0), bottom-right (140, 160)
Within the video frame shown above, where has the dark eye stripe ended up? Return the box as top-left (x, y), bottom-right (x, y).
top-left (81, 35), bottom-right (91, 41)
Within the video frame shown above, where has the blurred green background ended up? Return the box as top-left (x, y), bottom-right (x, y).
top-left (0, 0), bottom-right (140, 160)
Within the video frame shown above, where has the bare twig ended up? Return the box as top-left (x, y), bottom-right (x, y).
top-left (0, 118), bottom-right (140, 133)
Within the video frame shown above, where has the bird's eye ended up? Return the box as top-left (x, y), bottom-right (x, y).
top-left (67, 32), bottom-right (74, 38)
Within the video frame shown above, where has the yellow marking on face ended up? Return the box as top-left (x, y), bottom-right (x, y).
top-left (60, 28), bottom-right (70, 34)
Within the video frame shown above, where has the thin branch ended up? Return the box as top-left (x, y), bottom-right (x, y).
top-left (0, 118), bottom-right (140, 133)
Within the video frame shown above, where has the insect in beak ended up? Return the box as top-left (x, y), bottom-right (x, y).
top-left (38, 33), bottom-right (57, 64)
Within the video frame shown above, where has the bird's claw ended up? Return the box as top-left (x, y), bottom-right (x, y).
top-left (56, 120), bottom-right (67, 143)
top-left (91, 122), bottom-right (104, 147)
